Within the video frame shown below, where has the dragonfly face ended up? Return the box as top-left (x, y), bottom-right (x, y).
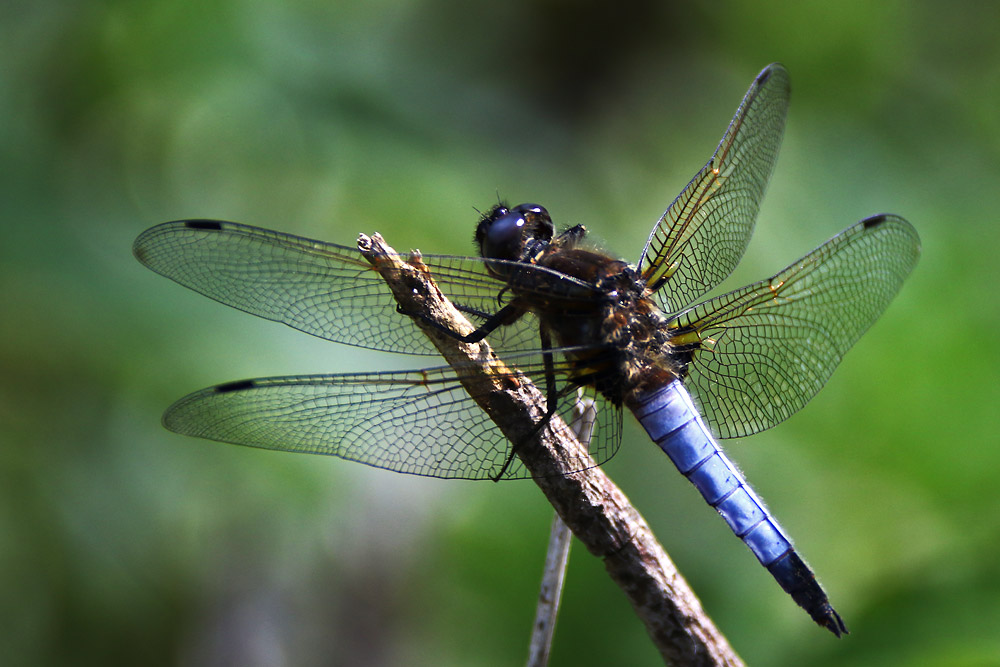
top-left (134, 64), bottom-right (919, 636)
top-left (475, 203), bottom-right (554, 268)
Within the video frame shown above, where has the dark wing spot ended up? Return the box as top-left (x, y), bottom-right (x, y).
top-left (862, 214), bottom-right (888, 230)
top-left (184, 220), bottom-right (224, 231)
top-left (214, 379), bottom-right (256, 393)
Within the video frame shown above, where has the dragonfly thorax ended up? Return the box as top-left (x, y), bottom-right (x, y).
top-left (524, 240), bottom-right (681, 404)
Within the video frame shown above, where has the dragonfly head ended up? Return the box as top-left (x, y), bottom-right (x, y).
top-left (475, 203), bottom-right (554, 268)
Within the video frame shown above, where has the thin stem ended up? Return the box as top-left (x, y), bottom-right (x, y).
top-left (526, 392), bottom-right (595, 666)
top-left (527, 513), bottom-right (572, 667)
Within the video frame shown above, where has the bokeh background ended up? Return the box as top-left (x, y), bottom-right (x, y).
top-left (3, 1), bottom-right (998, 665)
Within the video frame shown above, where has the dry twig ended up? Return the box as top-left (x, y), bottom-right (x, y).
top-left (359, 232), bottom-right (744, 667)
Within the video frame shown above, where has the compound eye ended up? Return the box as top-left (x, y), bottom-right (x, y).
top-left (482, 210), bottom-right (526, 261)
top-left (512, 203), bottom-right (554, 242)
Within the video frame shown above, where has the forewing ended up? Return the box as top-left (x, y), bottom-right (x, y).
top-left (667, 215), bottom-right (920, 438)
top-left (133, 220), bottom-right (569, 356)
top-left (163, 360), bottom-right (622, 480)
top-left (639, 64), bottom-right (790, 312)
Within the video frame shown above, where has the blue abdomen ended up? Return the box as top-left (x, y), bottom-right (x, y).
top-left (626, 380), bottom-right (847, 636)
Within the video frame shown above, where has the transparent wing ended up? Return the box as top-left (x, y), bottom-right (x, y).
top-left (134, 220), bottom-right (598, 356)
top-left (666, 214), bottom-right (920, 439)
top-left (163, 357), bottom-right (622, 481)
top-left (639, 63), bottom-right (790, 313)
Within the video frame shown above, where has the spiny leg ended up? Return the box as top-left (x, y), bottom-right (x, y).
top-left (492, 324), bottom-right (562, 481)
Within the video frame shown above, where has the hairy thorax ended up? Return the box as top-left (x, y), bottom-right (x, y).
top-left (525, 247), bottom-right (679, 404)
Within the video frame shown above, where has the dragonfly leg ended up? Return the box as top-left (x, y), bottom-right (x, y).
top-left (396, 301), bottom-right (526, 343)
top-left (492, 325), bottom-right (562, 481)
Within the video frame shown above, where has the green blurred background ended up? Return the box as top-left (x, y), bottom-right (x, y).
top-left (3, 1), bottom-right (998, 665)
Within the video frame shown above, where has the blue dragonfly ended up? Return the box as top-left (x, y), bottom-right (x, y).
top-left (134, 64), bottom-right (919, 636)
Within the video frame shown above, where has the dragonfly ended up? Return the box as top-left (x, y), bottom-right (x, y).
top-left (134, 64), bottom-right (920, 636)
